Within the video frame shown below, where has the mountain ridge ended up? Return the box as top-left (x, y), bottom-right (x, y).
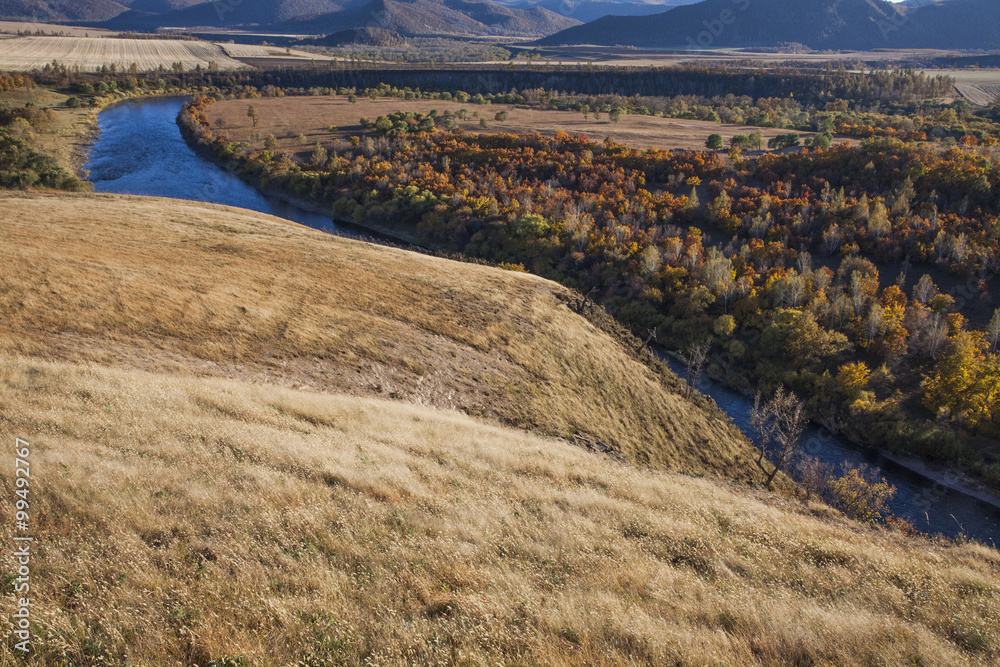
top-left (537, 0), bottom-right (1000, 50)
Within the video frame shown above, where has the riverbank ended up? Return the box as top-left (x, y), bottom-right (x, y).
top-left (174, 105), bottom-right (428, 248)
top-left (659, 349), bottom-right (1000, 512)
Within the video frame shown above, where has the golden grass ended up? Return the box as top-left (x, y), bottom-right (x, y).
top-left (0, 192), bottom-right (753, 477)
top-left (208, 96), bottom-right (825, 154)
top-left (0, 36), bottom-right (246, 72)
top-left (1, 354), bottom-right (998, 665)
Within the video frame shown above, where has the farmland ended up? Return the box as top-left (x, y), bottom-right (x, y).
top-left (0, 35), bottom-right (246, 71)
top-left (208, 96), bottom-right (826, 154)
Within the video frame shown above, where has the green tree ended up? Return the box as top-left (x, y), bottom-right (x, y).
top-left (246, 104), bottom-right (259, 129)
top-left (706, 133), bottom-right (724, 151)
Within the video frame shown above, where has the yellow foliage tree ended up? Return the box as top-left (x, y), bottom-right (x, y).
top-left (837, 362), bottom-right (871, 396)
top-left (922, 331), bottom-right (996, 428)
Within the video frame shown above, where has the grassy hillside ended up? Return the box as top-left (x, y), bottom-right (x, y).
top-left (0, 192), bottom-right (753, 477)
top-left (2, 354), bottom-right (999, 664)
top-left (1, 194), bottom-right (999, 664)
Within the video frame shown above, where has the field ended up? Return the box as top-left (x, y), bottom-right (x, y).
top-left (1, 193), bottom-right (999, 665)
top-left (208, 96), bottom-right (826, 154)
top-left (0, 35), bottom-right (246, 71)
top-left (217, 43), bottom-right (336, 62)
top-left (935, 70), bottom-right (1000, 106)
top-left (0, 193), bottom-right (754, 477)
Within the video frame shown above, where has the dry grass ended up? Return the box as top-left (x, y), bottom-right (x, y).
top-left (0, 192), bottom-right (753, 477)
top-left (0, 36), bottom-right (246, 72)
top-left (1, 193), bottom-right (999, 664)
top-left (0, 21), bottom-right (114, 38)
top-left (1, 354), bottom-right (998, 665)
top-left (208, 96), bottom-right (822, 153)
top-left (217, 43), bottom-right (337, 62)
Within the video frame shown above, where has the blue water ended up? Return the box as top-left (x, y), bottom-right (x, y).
top-left (84, 95), bottom-right (1000, 545)
top-left (85, 96), bottom-right (342, 234)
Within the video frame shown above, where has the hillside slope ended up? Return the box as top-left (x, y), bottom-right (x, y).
top-left (0, 0), bottom-right (130, 22)
top-left (2, 350), bottom-right (1000, 664)
top-left (1, 194), bottom-right (999, 664)
top-left (538, 0), bottom-right (902, 49)
top-left (0, 192), bottom-right (752, 476)
top-left (285, 0), bottom-right (581, 38)
top-left (538, 0), bottom-right (1000, 50)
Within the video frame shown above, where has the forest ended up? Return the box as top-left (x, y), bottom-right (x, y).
top-left (180, 89), bottom-right (1000, 487)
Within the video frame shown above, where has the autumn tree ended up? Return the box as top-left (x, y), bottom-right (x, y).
top-left (750, 385), bottom-right (807, 489)
top-left (246, 104), bottom-right (259, 129)
top-left (923, 331), bottom-right (996, 428)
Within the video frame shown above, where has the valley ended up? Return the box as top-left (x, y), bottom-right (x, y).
top-left (2, 0), bottom-right (1000, 663)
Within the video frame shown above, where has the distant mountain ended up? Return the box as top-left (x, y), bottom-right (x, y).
top-left (503, 0), bottom-right (696, 23)
top-left (101, 0), bottom-right (348, 30)
top-left (891, 0), bottom-right (1000, 49)
top-left (280, 0), bottom-right (581, 37)
top-left (0, 0), bottom-right (130, 22)
top-left (315, 25), bottom-right (407, 45)
top-left (537, 0), bottom-right (903, 49)
top-left (79, 0), bottom-right (576, 37)
top-left (538, 0), bottom-right (1000, 50)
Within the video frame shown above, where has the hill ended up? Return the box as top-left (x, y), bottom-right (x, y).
top-left (0, 192), bottom-right (754, 476)
top-left (1, 193), bottom-right (999, 664)
top-left (95, 0), bottom-right (578, 37)
top-left (505, 0), bottom-right (694, 23)
top-left (100, 0), bottom-right (347, 30)
top-left (538, 0), bottom-right (1000, 50)
top-left (0, 0), bottom-right (130, 22)
top-left (281, 0), bottom-right (580, 38)
top-left (315, 25), bottom-right (408, 46)
top-left (891, 0), bottom-right (1000, 49)
top-left (537, 0), bottom-right (904, 49)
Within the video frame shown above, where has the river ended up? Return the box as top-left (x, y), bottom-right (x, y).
top-left (84, 95), bottom-right (1000, 546)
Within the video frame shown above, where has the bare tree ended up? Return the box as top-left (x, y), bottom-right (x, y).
top-left (987, 308), bottom-right (1000, 354)
top-left (750, 385), bottom-right (807, 489)
top-left (681, 341), bottom-right (710, 398)
top-left (637, 327), bottom-right (657, 355)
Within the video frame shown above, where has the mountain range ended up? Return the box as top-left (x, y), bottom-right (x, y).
top-left (0, 0), bottom-right (581, 36)
top-left (538, 0), bottom-right (1000, 50)
top-left (1, 0), bottom-right (998, 47)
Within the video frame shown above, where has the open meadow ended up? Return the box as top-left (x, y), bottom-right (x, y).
top-left (0, 35), bottom-right (246, 71)
top-left (208, 96), bottom-right (825, 154)
top-left (1, 193), bottom-right (999, 665)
